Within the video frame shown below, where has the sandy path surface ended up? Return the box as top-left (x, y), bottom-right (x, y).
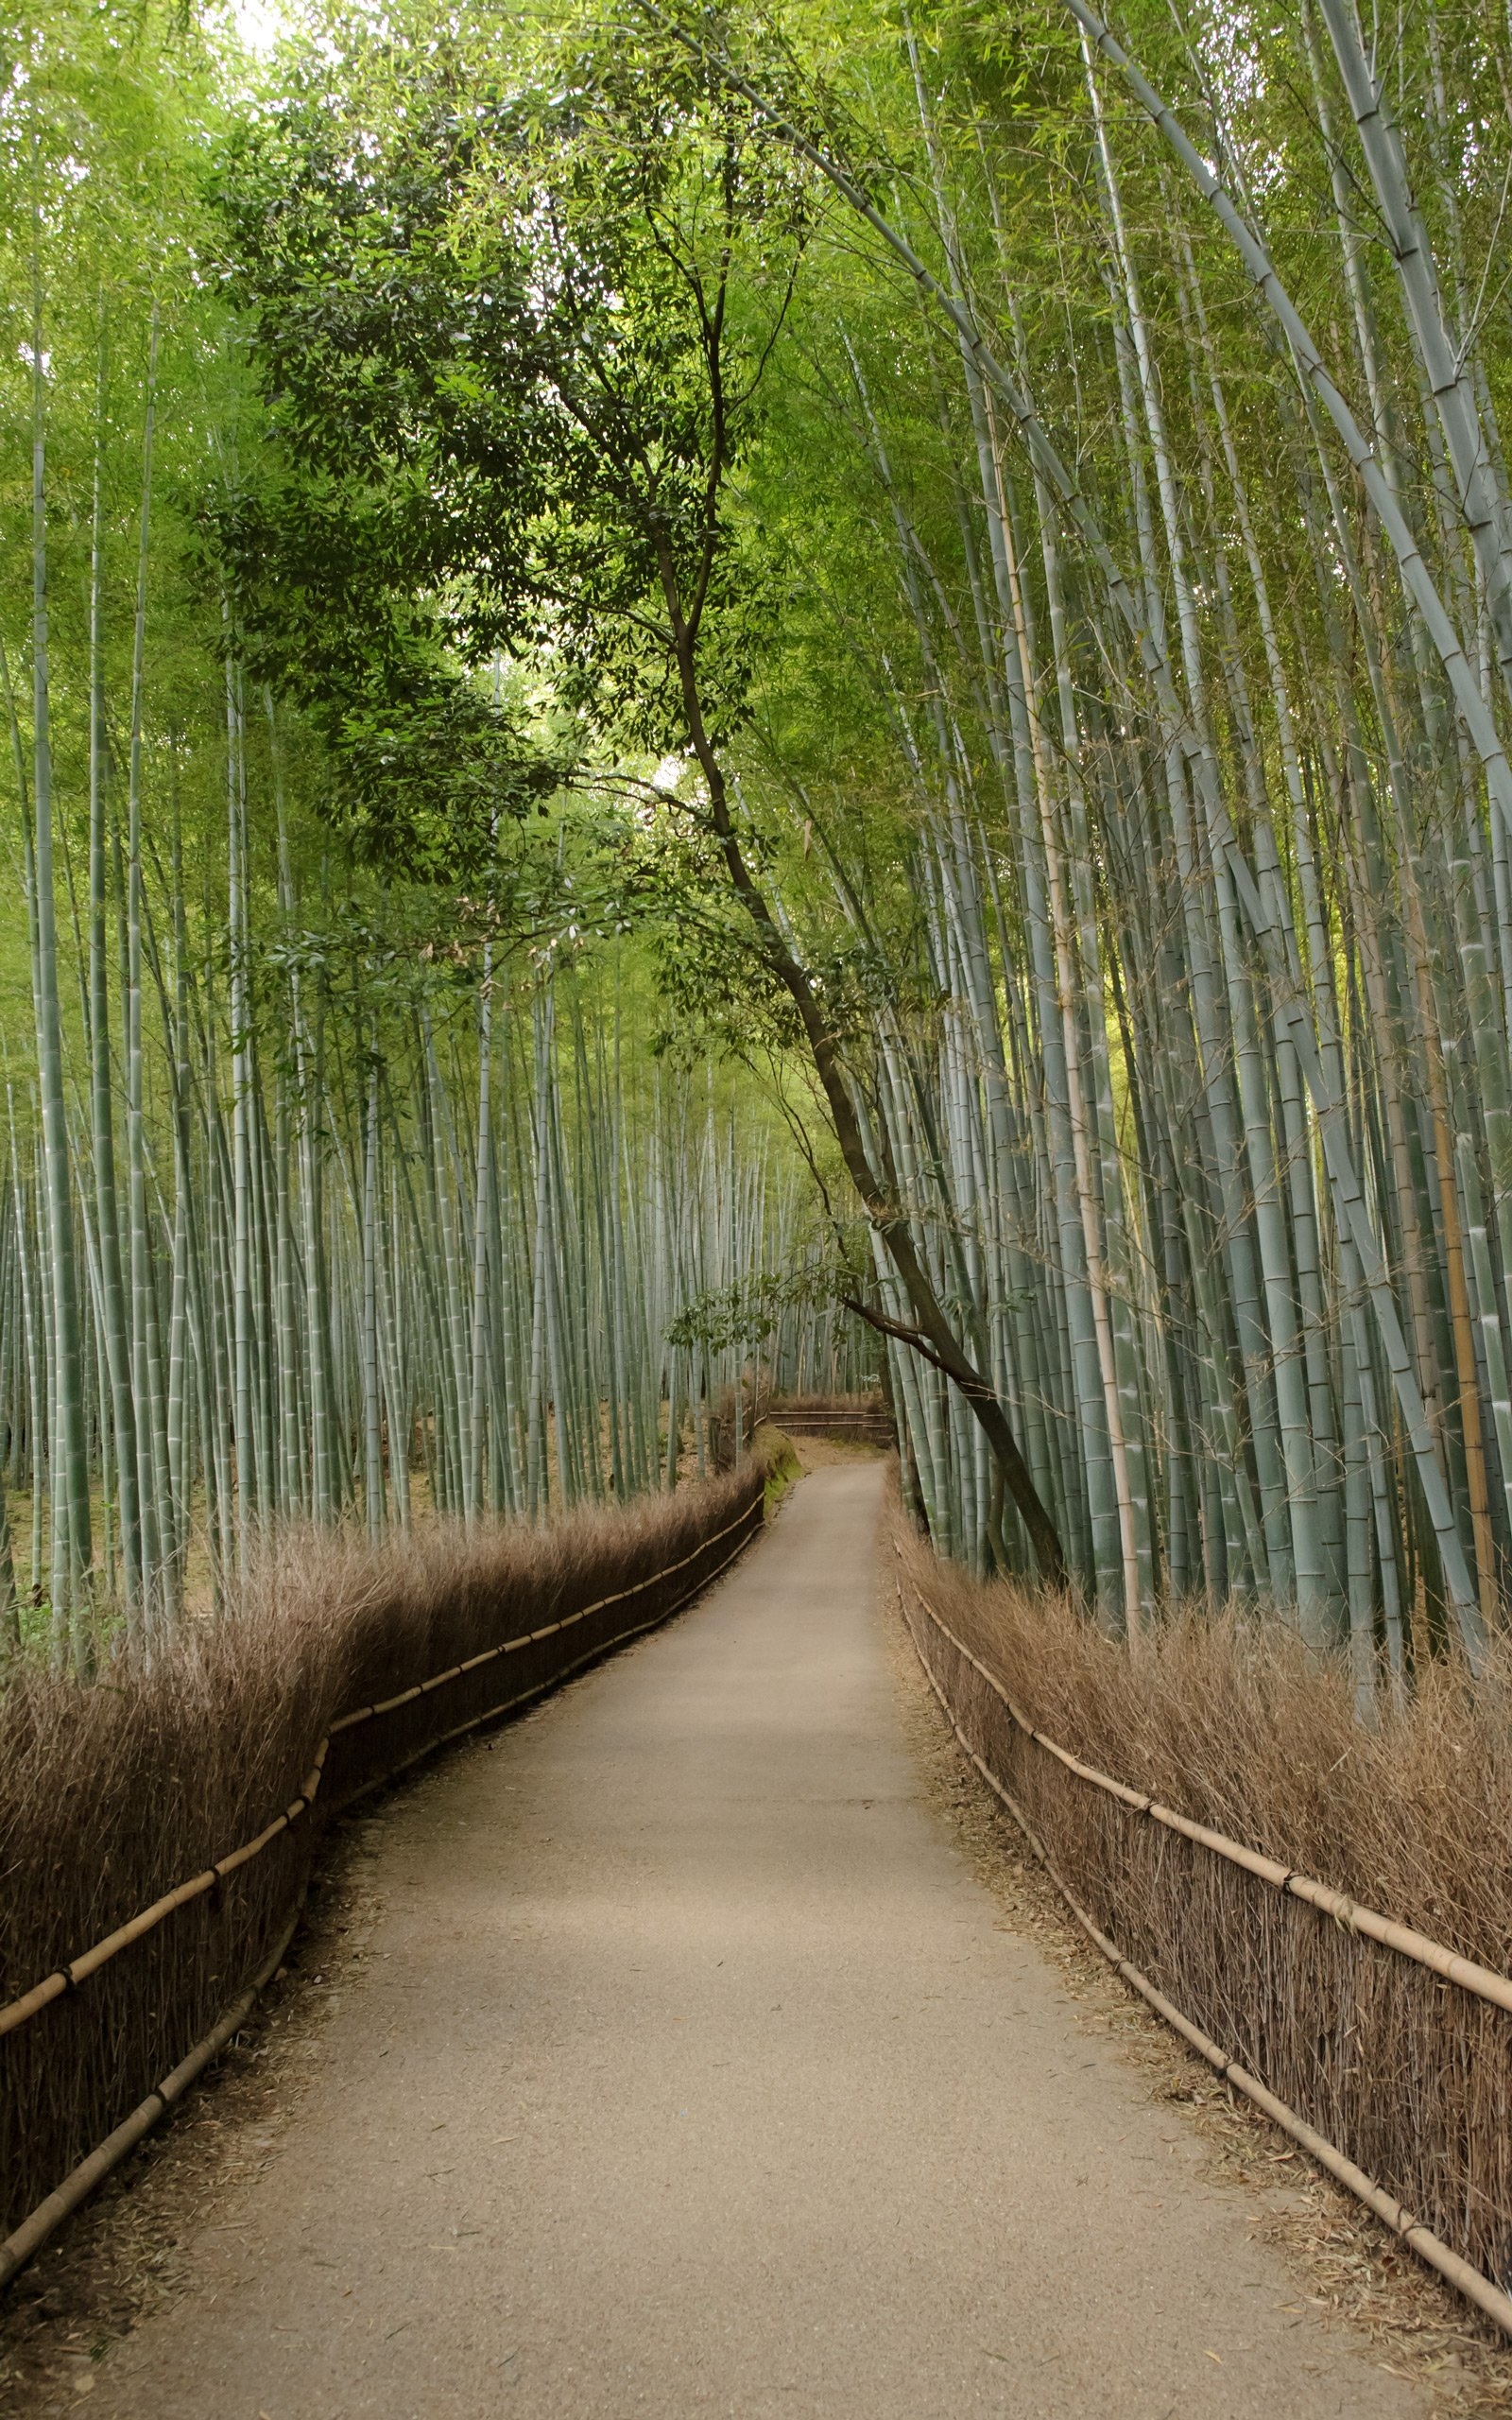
top-left (92, 1463), bottom-right (1422, 2419)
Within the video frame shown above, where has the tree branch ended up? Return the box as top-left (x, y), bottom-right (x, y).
top-left (840, 1292), bottom-right (954, 1382)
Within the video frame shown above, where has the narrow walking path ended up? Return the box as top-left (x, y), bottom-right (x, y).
top-left (93, 1467), bottom-right (1422, 2418)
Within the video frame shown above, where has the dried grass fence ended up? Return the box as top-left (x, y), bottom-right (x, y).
top-left (894, 1521), bottom-right (1512, 2333)
top-left (0, 1457), bottom-right (771, 2275)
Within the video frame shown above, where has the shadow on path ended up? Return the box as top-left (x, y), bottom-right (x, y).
top-left (90, 1465), bottom-right (1422, 2419)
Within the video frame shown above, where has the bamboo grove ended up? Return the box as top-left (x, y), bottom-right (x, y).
top-left (760, 0), bottom-right (1512, 1682)
top-left (10, 0), bottom-right (1512, 1694)
top-left (0, 880), bottom-right (855, 1667)
top-left (0, 0), bottom-right (865, 1668)
top-left (668, 0), bottom-right (1512, 1687)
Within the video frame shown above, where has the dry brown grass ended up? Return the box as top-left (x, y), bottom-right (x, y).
top-left (893, 1514), bottom-right (1512, 2293)
top-left (0, 1459), bottom-right (769, 2247)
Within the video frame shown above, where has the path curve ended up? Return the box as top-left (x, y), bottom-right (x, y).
top-left (93, 1464), bottom-right (1422, 2417)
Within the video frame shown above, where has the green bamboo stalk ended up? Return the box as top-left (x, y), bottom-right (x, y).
top-left (86, 312), bottom-right (142, 1626)
top-left (28, 230), bottom-right (92, 1655)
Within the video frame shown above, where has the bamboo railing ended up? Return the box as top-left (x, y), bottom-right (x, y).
top-left (899, 1561), bottom-right (1512, 2336)
top-left (0, 1474), bottom-right (768, 2287)
top-left (765, 1398), bottom-right (897, 1445)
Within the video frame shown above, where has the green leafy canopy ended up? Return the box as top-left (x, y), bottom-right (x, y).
top-left (212, 5), bottom-right (816, 880)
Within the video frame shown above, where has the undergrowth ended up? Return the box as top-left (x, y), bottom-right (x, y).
top-left (0, 1457), bottom-right (768, 2239)
top-left (894, 1504), bottom-right (1512, 2287)
top-left (894, 1515), bottom-right (1512, 1970)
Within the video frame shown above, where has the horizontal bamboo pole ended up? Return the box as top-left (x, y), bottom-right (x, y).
top-left (900, 1580), bottom-right (1512, 2341)
top-left (326, 1496), bottom-right (762, 1736)
top-left (0, 1901), bottom-right (305, 2294)
top-left (0, 1489), bottom-right (768, 2293)
top-left (2, 1492), bottom-right (765, 2036)
top-left (0, 1747), bottom-right (329, 2039)
top-left (902, 1564), bottom-right (1512, 2019)
top-left (334, 1508), bottom-right (765, 1809)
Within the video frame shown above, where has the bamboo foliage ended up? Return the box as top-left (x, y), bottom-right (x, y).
top-left (727, 0), bottom-right (1512, 1665)
top-left (0, 873), bottom-right (860, 1663)
top-left (0, 9), bottom-right (875, 1668)
top-left (17, 0), bottom-right (1512, 1691)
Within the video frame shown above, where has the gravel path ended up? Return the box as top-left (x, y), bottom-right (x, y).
top-left (91, 1462), bottom-right (1423, 2418)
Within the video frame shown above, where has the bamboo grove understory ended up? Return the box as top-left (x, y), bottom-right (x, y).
top-left (0, 899), bottom-right (856, 1662)
top-left (8, 0), bottom-right (1512, 1700)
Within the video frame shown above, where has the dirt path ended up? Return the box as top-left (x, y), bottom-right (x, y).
top-left (87, 1464), bottom-right (1424, 2418)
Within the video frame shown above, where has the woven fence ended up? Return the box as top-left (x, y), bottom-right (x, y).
top-left (900, 1572), bottom-right (1512, 2325)
top-left (1, 1462), bottom-right (768, 2273)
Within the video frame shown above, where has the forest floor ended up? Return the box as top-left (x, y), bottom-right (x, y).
top-left (3, 1457), bottom-right (1503, 2415)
